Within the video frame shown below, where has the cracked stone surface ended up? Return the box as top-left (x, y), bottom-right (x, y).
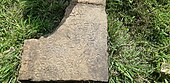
top-left (19, 0), bottom-right (108, 82)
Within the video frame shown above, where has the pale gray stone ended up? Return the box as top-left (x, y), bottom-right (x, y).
top-left (72, 0), bottom-right (106, 5)
top-left (19, 0), bottom-right (108, 82)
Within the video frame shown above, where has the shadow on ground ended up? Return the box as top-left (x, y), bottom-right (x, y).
top-left (22, 0), bottom-right (70, 38)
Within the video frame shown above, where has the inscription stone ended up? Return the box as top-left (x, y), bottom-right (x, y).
top-left (19, 0), bottom-right (108, 82)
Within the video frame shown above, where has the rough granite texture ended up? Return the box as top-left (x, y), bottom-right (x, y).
top-left (19, 0), bottom-right (108, 82)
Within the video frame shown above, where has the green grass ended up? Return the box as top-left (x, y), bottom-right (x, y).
top-left (107, 0), bottom-right (170, 82)
top-left (0, 0), bottom-right (170, 83)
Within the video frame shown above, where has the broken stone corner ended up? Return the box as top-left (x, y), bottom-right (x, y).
top-left (19, 0), bottom-right (108, 82)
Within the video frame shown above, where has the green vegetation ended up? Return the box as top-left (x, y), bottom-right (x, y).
top-left (0, 0), bottom-right (170, 83)
top-left (107, 0), bottom-right (170, 82)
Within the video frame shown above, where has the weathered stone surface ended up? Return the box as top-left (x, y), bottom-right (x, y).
top-left (19, 0), bottom-right (108, 82)
top-left (72, 0), bottom-right (106, 5)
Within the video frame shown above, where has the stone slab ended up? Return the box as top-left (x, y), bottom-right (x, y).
top-left (19, 0), bottom-right (108, 82)
top-left (72, 0), bottom-right (106, 5)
